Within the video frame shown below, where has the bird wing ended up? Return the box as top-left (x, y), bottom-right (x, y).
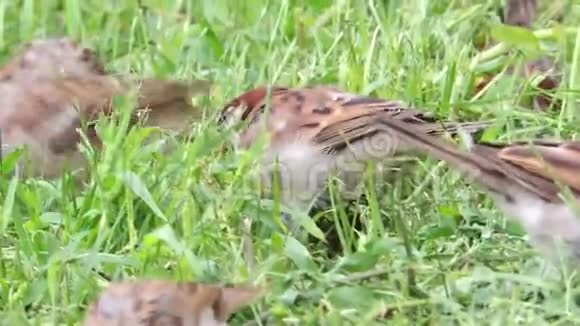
top-left (219, 85), bottom-right (489, 153)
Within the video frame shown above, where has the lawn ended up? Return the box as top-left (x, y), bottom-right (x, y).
top-left (0, 0), bottom-right (579, 325)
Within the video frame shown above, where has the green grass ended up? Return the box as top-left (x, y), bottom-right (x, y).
top-left (0, 0), bottom-right (579, 325)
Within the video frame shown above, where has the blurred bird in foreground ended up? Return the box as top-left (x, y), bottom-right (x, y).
top-left (0, 37), bottom-right (210, 178)
top-left (83, 280), bottom-right (261, 326)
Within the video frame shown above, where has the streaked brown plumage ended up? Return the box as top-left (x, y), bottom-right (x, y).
top-left (83, 280), bottom-right (261, 326)
top-left (219, 85), bottom-right (489, 221)
top-left (374, 116), bottom-right (580, 262)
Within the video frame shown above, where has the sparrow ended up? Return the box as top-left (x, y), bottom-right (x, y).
top-left (0, 37), bottom-right (106, 81)
top-left (0, 37), bottom-right (210, 178)
top-left (373, 116), bottom-right (580, 263)
top-left (83, 280), bottom-right (261, 326)
top-left (219, 86), bottom-right (490, 222)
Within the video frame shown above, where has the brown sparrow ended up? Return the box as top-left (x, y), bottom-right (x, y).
top-left (0, 37), bottom-right (106, 81)
top-left (374, 116), bottom-right (580, 262)
top-left (0, 38), bottom-right (210, 178)
top-left (219, 86), bottom-right (490, 223)
top-left (83, 280), bottom-right (261, 326)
